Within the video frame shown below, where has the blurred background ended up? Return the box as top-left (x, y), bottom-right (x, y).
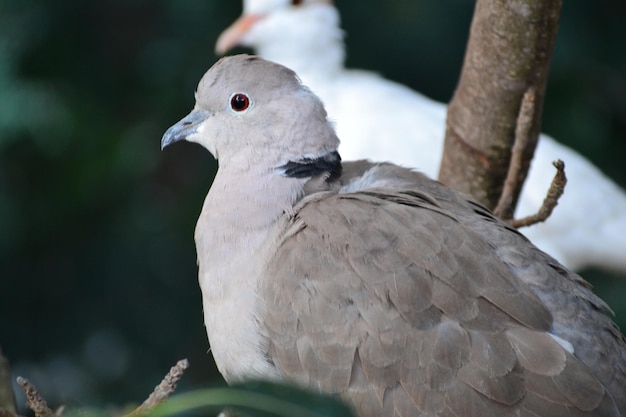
top-left (1, 0), bottom-right (625, 412)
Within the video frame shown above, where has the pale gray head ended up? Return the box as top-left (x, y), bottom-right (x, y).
top-left (162, 55), bottom-right (340, 174)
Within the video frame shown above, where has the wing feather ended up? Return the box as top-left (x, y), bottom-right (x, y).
top-left (262, 184), bottom-right (620, 416)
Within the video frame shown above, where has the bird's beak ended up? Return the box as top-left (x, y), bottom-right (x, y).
top-left (161, 109), bottom-right (211, 150)
top-left (215, 13), bottom-right (264, 55)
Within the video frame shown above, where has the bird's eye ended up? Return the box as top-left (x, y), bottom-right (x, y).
top-left (291, 0), bottom-right (303, 6)
top-left (230, 93), bottom-right (250, 112)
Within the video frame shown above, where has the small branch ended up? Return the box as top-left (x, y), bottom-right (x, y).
top-left (16, 378), bottom-right (54, 417)
top-left (126, 359), bottom-right (189, 417)
top-left (0, 348), bottom-right (17, 415)
top-left (494, 87), bottom-right (537, 221)
top-left (511, 160), bottom-right (567, 228)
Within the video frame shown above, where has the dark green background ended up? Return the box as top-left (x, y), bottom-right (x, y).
top-left (1, 0), bottom-right (625, 412)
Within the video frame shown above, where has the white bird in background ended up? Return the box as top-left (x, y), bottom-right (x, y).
top-left (215, 0), bottom-right (626, 274)
top-left (161, 54), bottom-right (626, 417)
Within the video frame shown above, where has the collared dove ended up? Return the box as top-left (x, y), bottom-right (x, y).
top-left (162, 55), bottom-right (626, 417)
top-left (215, 0), bottom-right (626, 275)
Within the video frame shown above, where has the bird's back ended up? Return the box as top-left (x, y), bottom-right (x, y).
top-left (262, 162), bottom-right (626, 417)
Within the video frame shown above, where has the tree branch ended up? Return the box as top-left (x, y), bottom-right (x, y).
top-left (439, 0), bottom-right (563, 213)
top-left (512, 160), bottom-right (567, 228)
top-left (494, 87), bottom-right (536, 220)
top-left (126, 358), bottom-right (189, 417)
top-left (15, 378), bottom-right (53, 417)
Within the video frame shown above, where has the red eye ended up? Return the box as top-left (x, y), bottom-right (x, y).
top-left (230, 93), bottom-right (250, 112)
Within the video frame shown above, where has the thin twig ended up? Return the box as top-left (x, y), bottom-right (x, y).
top-left (0, 348), bottom-right (17, 415)
top-left (494, 87), bottom-right (536, 221)
top-left (126, 359), bottom-right (189, 417)
top-left (16, 378), bottom-right (54, 417)
top-left (512, 160), bottom-right (567, 228)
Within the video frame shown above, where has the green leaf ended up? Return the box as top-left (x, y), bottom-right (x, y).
top-left (149, 380), bottom-right (354, 417)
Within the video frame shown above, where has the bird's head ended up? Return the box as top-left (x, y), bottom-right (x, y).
top-left (215, 0), bottom-right (343, 74)
top-left (161, 55), bottom-right (340, 173)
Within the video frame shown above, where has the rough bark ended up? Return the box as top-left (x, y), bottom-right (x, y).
top-left (439, 0), bottom-right (562, 211)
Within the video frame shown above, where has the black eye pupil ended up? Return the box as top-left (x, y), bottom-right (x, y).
top-left (231, 94), bottom-right (250, 111)
top-left (291, 0), bottom-right (303, 5)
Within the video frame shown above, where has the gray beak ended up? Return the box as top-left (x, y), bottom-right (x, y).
top-left (161, 109), bottom-right (211, 150)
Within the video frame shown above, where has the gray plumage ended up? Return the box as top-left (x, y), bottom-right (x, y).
top-left (162, 54), bottom-right (626, 417)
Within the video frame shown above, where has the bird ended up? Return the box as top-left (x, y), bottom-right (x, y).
top-left (162, 54), bottom-right (626, 417)
top-left (214, 0), bottom-right (626, 275)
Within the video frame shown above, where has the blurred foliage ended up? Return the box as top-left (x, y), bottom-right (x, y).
top-left (15, 379), bottom-right (354, 417)
top-left (0, 0), bottom-right (625, 414)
